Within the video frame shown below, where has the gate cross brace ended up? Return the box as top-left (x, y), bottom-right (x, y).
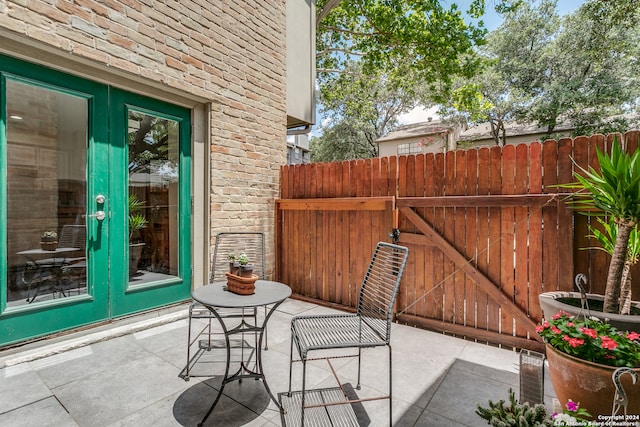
top-left (399, 207), bottom-right (542, 341)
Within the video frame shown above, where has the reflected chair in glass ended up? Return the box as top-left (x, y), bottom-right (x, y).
top-left (287, 242), bottom-right (409, 426)
top-left (182, 232), bottom-right (266, 380)
top-left (20, 224), bottom-right (87, 302)
top-left (58, 225), bottom-right (87, 296)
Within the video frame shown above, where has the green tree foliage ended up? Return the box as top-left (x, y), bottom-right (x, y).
top-left (313, 0), bottom-right (520, 160)
top-left (316, 0), bottom-right (501, 88)
top-left (313, 60), bottom-right (421, 161)
top-left (310, 120), bottom-right (377, 162)
top-left (443, 0), bottom-right (640, 143)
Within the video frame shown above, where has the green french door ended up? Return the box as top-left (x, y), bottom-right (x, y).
top-left (0, 55), bottom-right (191, 346)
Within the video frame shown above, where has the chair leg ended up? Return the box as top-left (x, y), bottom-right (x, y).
top-left (185, 303), bottom-right (194, 380)
top-left (388, 344), bottom-right (393, 427)
top-left (287, 334), bottom-right (294, 396)
top-left (356, 347), bottom-right (362, 389)
top-left (301, 358), bottom-right (307, 427)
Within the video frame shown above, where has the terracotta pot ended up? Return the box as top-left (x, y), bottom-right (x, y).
top-left (546, 344), bottom-right (640, 418)
top-left (40, 241), bottom-right (58, 251)
top-left (225, 272), bottom-right (258, 295)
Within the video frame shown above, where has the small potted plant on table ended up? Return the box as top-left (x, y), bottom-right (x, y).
top-left (226, 252), bottom-right (258, 295)
top-left (237, 253), bottom-right (254, 278)
top-left (40, 231), bottom-right (58, 251)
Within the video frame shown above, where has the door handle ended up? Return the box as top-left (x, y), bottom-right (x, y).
top-left (86, 211), bottom-right (106, 221)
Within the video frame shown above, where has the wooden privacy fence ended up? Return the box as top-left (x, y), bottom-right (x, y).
top-left (276, 131), bottom-right (640, 351)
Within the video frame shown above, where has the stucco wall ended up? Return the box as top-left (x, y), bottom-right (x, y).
top-left (0, 0), bottom-right (288, 280)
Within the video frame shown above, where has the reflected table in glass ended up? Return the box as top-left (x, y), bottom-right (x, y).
top-left (16, 247), bottom-right (81, 303)
top-left (189, 280), bottom-right (291, 426)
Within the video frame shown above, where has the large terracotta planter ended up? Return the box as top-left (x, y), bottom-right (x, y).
top-left (539, 291), bottom-right (640, 332)
top-left (546, 344), bottom-right (640, 418)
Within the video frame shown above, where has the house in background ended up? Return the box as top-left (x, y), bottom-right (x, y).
top-left (458, 120), bottom-right (575, 148)
top-left (0, 0), bottom-right (315, 347)
top-left (377, 119), bottom-right (463, 156)
top-left (286, 134), bottom-right (312, 164)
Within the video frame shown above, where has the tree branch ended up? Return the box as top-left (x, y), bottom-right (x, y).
top-left (317, 0), bottom-right (343, 26)
top-left (320, 25), bottom-right (379, 38)
top-left (317, 68), bottom-right (358, 75)
top-left (317, 48), bottom-right (366, 57)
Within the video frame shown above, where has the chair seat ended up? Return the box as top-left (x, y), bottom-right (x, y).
top-left (292, 313), bottom-right (387, 359)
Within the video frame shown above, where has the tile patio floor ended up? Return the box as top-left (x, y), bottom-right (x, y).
top-left (0, 298), bottom-right (556, 426)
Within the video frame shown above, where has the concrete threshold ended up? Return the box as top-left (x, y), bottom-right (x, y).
top-left (0, 302), bottom-right (190, 369)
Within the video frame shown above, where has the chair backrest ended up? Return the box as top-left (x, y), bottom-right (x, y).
top-left (58, 225), bottom-right (86, 249)
top-left (357, 242), bottom-right (409, 343)
top-left (210, 232), bottom-right (266, 282)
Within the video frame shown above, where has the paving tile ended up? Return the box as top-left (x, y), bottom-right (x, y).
top-left (53, 353), bottom-right (192, 426)
top-left (31, 335), bottom-right (150, 389)
top-left (105, 380), bottom-right (273, 427)
top-left (0, 364), bottom-right (52, 414)
top-left (426, 361), bottom-right (519, 426)
top-left (457, 340), bottom-right (520, 376)
top-left (0, 396), bottom-right (78, 427)
top-left (413, 409), bottom-right (469, 427)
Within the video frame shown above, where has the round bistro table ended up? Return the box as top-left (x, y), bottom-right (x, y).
top-left (191, 280), bottom-right (292, 426)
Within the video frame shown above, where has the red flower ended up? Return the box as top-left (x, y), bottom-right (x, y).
top-left (567, 322), bottom-right (574, 327)
top-left (580, 327), bottom-right (597, 339)
top-left (569, 338), bottom-right (584, 348)
top-left (551, 326), bottom-right (562, 334)
top-left (552, 312), bottom-right (564, 320)
top-left (536, 325), bottom-right (544, 333)
top-left (601, 336), bottom-right (618, 350)
top-left (563, 335), bottom-right (571, 342)
top-left (627, 332), bottom-right (640, 341)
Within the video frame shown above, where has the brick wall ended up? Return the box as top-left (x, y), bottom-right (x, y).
top-left (1, 0), bottom-right (288, 277)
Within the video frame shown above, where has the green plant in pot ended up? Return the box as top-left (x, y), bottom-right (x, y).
top-left (539, 139), bottom-right (640, 331)
top-left (537, 139), bottom-right (640, 418)
top-left (237, 253), bottom-right (254, 278)
top-left (40, 231), bottom-right (58, 251)
top-left (537, 311), bottom-right (640, 418)
top-left (128, 194), bottom-right (148, 276)
top-left (228, 253), bottom-right (240, 276)
top-left (476, 388), bottom-right (592, 426)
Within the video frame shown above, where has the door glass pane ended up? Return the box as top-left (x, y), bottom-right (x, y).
top-left (127, 110), bottom-right (180, 285)
top-left (5, 79), bottom-right (88, 306)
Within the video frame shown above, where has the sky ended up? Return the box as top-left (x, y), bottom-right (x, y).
top-left (396, 0), bottom-right (586, 125)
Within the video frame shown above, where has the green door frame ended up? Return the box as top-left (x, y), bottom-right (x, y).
top-left (0, 55), bottom-right (192, 346)
top-left (108, 89), bottom-right (192, 317)
top-left (0, 55), bottom-right (110, 345)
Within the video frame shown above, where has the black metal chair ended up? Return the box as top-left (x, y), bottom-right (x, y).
top-left (287, 242), bottom-right (409, 426)
top-left (182, 232), bottom-right (266, 380)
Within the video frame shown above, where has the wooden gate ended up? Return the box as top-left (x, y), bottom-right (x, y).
top-left (277, 133), bottom-right (640, 351)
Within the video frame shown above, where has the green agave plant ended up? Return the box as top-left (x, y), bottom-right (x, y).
top-left (564, 138), bottom-right (640, 314)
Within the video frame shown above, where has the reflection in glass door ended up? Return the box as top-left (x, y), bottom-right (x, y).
top-left (5, 79), bottom-right (88, 306)
top-left (127, 110), bottom-right (180, 285)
